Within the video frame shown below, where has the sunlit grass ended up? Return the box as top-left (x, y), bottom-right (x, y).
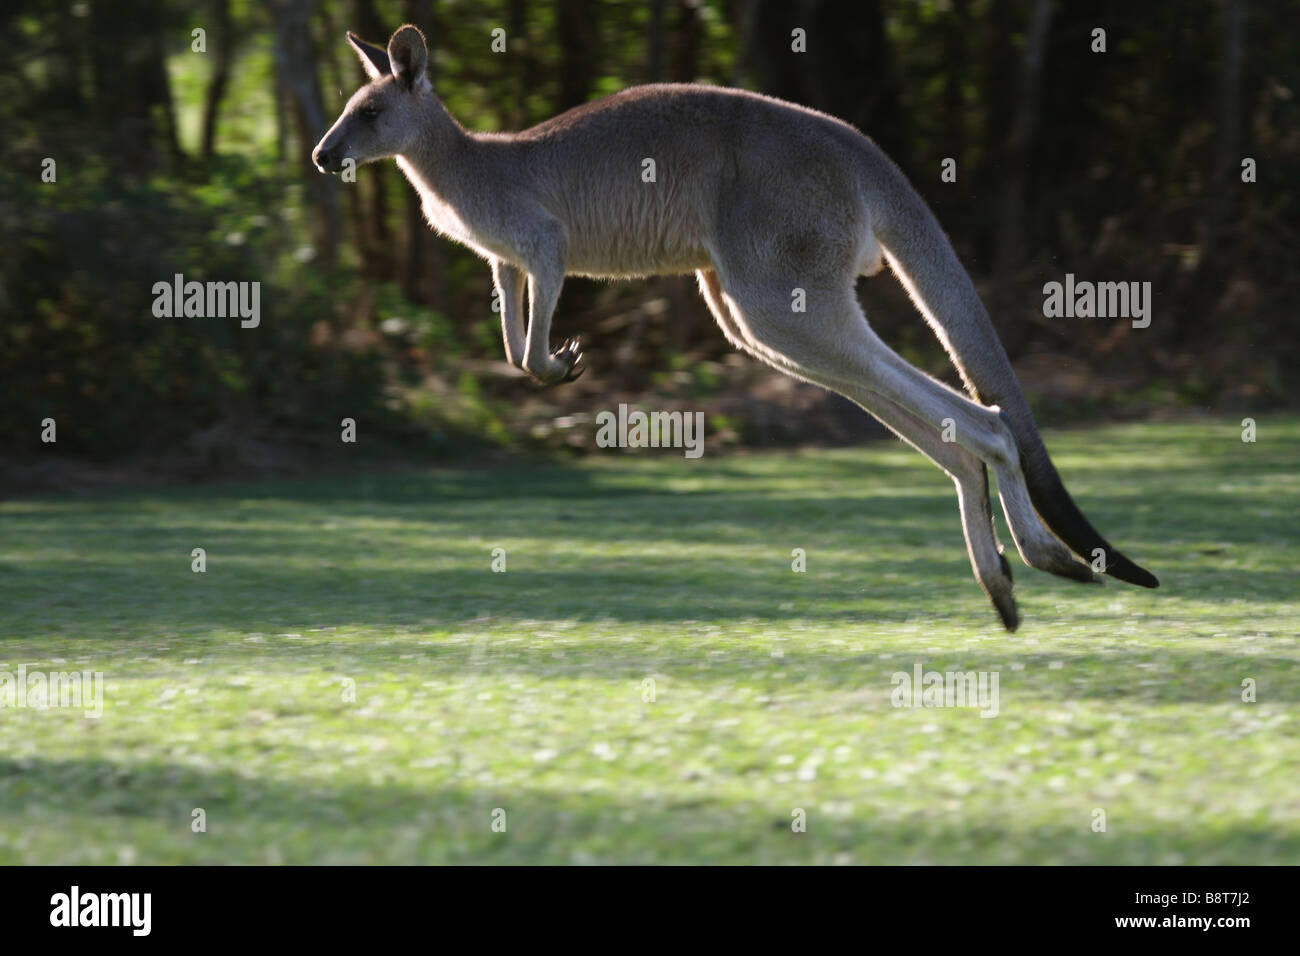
top-left (0, 418), bottom-right (1296, 863)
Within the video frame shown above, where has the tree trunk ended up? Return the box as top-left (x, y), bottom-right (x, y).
top-left (1196, 0), bottom-right (1245, 284)
top-left (200, 0), bottom-right (235, 161)
top-left (669, 0), bottom-right (703, 83)
top-left (150, 26), bottom-right (185, 165)
top-left (992, 0), bottom-right (1054, 313)
top-left (90, 0), bottom-right (183, 177)
top-left (556, 0), bottom-right (598, 110)
top-left (648, 0), bottom-right (667, 83)
top-left (268, 0), bottom-right (341, 270)
top-left (944, 0), bottom-right (968, 169)
top-left (745, 0), bottom-right (908, 169)
top-left (507, 0), bottom-right (533, 129)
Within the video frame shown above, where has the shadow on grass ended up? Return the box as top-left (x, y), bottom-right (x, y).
top-left (0, 755), bottom-right (1291, 864)
top-left (2, 423), bottom-right (1295, 666)
top-left (1, 423), bottom-right (1297, 864)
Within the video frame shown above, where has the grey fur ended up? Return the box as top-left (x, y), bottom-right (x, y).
top-left (314, 24), bottom-right (1157, 629)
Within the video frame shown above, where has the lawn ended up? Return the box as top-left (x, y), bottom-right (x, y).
top-left (0, 417), bottom-right (1296, 864)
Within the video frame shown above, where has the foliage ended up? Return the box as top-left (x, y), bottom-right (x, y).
top-left (0, 156), bottom-right (412, 457)
top-left (0, 0), bottom-right (1296, 465)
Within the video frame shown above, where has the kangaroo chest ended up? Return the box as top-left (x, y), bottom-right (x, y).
top-left (395, 156), bottom-right (490, 254)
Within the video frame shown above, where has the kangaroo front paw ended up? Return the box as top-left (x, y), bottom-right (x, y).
top-left (527, 338), bottom-right (585, 385)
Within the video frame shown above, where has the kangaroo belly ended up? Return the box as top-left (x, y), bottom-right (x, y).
top-left (560, 198), bottom-right (712, 279)
top-left (564, 238), bottom-right (712, 279)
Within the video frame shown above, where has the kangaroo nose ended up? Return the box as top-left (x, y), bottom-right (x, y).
top-left (312, 145), bottom-right (331, 172)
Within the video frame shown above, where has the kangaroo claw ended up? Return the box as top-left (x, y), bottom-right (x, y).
top-left (554, 337), bottom-right (583, 382)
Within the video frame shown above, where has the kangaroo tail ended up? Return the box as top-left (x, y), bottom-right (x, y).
top-left (866, 157), bottom-right (1158, 589)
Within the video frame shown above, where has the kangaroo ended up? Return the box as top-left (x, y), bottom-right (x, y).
top-left (313, 25), bottom-right (1158, 630)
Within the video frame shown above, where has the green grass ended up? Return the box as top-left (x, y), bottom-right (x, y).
top-left (1, 417), bottom-right (1296, 864)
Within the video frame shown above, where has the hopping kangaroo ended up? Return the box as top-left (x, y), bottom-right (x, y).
top-left (314, 25), bottom-right (1158, 629)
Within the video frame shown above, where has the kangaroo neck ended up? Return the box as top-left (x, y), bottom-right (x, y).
top-left (396, 98), bottom-right (474, 199)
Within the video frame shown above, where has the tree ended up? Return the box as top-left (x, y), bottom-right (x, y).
top-left (268, 0), bottom-right (341, 269)
top-left (992, 0), bottom-right (1054, 315)
top-left (200, 0), bottom-right (236, 160)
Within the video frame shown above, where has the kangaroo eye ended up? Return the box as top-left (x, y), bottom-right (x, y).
top-left (361, 106), bottom-right (381, 120)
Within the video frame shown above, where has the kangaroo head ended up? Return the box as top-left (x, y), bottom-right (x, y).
top-left (313, 25), bottom-right (431, 174)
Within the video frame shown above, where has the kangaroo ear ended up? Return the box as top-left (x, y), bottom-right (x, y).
top-left (347, 31), bottom-right (390, 81)
top-left (387, 24), bottom-right (428, 91)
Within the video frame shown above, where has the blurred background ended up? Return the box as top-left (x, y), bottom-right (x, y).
top-left (1, 0), bottom-right (1295, 487)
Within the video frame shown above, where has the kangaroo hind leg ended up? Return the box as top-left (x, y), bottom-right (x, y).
top-left (714, 274), bottom-right (1096, 588)
top-left (699, 269), bottom-right (1018, 629)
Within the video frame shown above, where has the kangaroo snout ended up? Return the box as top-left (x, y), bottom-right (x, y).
top-left (311, 141), bottom-right (343, 174)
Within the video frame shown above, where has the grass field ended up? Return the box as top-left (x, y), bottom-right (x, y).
top-left (1, 417), bottom-right (1296, 864)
